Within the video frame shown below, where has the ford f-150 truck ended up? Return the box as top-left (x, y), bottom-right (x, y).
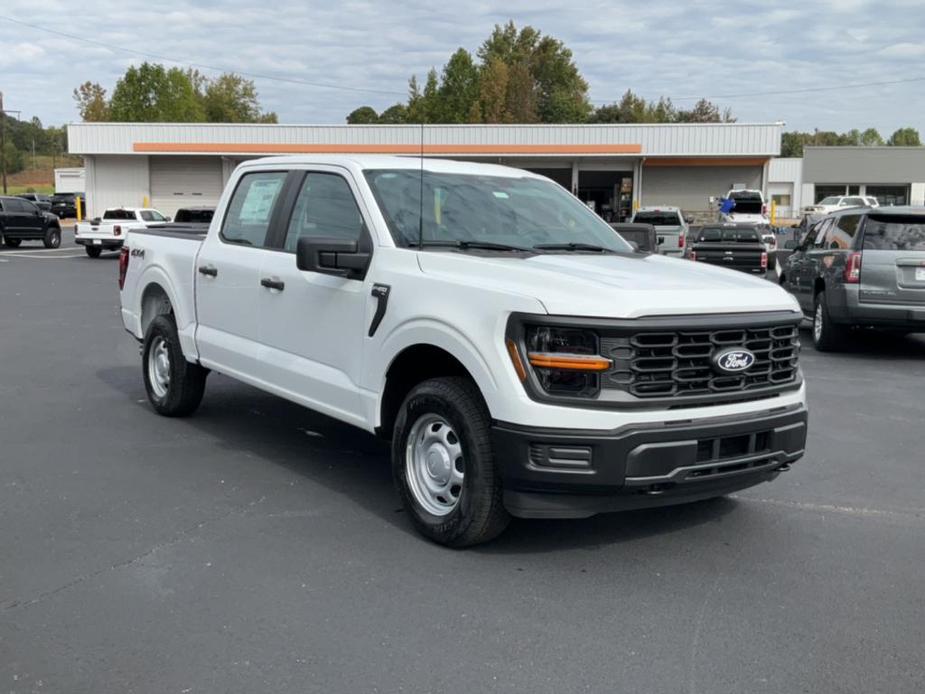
top-left (689, 224), bottom-right (769, 276)
top-left (76, 207), bottom-right (169, 257)
top-left (118, 156), bottom-right (808, 547)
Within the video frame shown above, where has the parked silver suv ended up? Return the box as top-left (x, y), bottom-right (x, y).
top-left (779, 207), bottom-right (925, 349)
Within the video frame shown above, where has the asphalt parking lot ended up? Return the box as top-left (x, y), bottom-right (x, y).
top-left (2, 232), bottom-right (924, 694)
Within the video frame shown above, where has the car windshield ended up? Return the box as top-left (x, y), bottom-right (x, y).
top-left (698, 227), bottom-right (760, 242)
top-left (364, 169), bottom-right (632, 253)
top-left (633, 212), bottom-right (681, 226)
top-left (819, 197), bottom-right (841, 205)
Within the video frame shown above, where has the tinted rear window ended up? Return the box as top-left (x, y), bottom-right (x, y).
top-left (634, 212), bottom-right (681, 226)
top-left (103, 209), bottom-right (136, 220)
top-left (862, 216), bottom-right (925, 251)
top-left (175, 209), bottom-right (214, 223)
top-left (698, 227), bottom-right (760, 242)
top-left (728, 193), bottom-right (763, 214)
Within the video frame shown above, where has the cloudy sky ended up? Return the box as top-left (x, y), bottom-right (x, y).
top-left (1, 0), bottom-right (923, 135)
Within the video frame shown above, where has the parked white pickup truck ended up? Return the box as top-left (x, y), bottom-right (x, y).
top-left (118, 156), bottom-right (808, 546)
top-left (75, 207), bottom-right (169, 257)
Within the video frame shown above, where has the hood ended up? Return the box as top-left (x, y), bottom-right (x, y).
top-left (418, 251), bottom-right (800, 318)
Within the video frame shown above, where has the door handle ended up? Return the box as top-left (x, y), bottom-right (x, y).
top-left (260, 277), bottom-right (285, 291)
top-left (198, 265), bottom-right (218, 277)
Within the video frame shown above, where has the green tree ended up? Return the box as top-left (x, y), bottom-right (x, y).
top-left (2, 141), bottom-right (24, 175)
top-left (780, 131), bottom-right (806, 157)
top-left (888, 127), bottom-right (921, 146)
top-left (73, 81), bottom-right (110, 122)
top-left (109, 62), bottom-right (203, 122)
top-left (346, 106), bottom-right (380, 124)
top-left (860, 128), bottom-right (884, 146)
top-left (378, 103), bottom-right (408, 124)
top-left (477, 57), bottom-right (510, 123)
top-left (529, 33), bottom-right (591, 122)
top-left (202, 73), bottom-right (277, 123)
top-left (676, 98), bottom-right (734, 123)
top-left (438, 49), bottom-right (481, 124)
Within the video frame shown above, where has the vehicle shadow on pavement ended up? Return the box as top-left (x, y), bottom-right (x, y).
top-left (800, 327), bottom-right (925, 358)
top-left (97, 366), bottom-right (739, 551)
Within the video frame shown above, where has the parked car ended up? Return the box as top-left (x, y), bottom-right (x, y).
top-left (16, 193), bottom-right (52, 212)
top-left (49, 192), bottom-right (85, 219)
top-left (719, 189), bottom-right (770, 229)
top-left (629, 207), bottom-right (690, 256)
top-left (118, 155), bottom-right (807, 547)
top-left (609, 222), bottom-right (657, 252)
top-left (689, 224), bottom-right (768, 276)
top-left (802, 195), bottom-right (878, 217)
top-left (0, 196), bottom-right (63, 248)
top-left (779, 206), bottom-right (925, 350)
top-left (75, 207), bottom-right (169, 257)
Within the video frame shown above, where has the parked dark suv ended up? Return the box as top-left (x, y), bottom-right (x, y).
top-left (17, 193), bottom-right (52, 212)
top-left (779, 207), bottom-right (925, 350)
top-left (50, 193), bottom-right (85, 219)
top-left (0, 196), bottom-right (63, 248)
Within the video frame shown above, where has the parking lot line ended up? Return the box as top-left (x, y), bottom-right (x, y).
top-left (0, 251), bottom-right (88, 260)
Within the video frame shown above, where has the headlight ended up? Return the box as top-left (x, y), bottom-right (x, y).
top-left (522, 326), bottom-right (610, 396)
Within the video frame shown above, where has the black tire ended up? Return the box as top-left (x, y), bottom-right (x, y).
top-left (392, 377), bottom-right (510, 547)
top-left (44, 228), bottom-right (61, 249)
top-left (142, 314), bottom-right (208, 417)
top-left (812, 291), bottom-right (848, 351)
top-left (4, 238), bottom-right (21, 248)
top-left (85, 245), bottom-right (102, 258)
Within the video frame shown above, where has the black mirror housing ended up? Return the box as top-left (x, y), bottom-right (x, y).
top-left (296, 236), bottom-right (370, 279)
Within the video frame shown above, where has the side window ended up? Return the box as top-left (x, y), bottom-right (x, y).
top-left (811, 219), bottom-right (832, 248)
top-left (283, 173), bottom-right (365, 252)
top-left (221, 172), bottom-right (287, 248)
top-left (150, 210), bottom-right (167, 222)
top-left (831, 214), bottom-right (861, 249)
top-left (139, 211), bottom-right (154, 222)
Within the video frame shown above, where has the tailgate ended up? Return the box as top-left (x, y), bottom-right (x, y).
top-left (859, 214), bottom-right (925, 305)
top-left (695, 244), bottom-right (764, 270)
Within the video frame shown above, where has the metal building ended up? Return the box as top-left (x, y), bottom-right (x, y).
top-left (801, 147), bottom-right (925, 208)
top-left (67, 122), bottom-right (784, 219)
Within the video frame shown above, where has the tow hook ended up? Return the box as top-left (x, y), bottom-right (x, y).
top-left (775, 463), bottom-right (792, 472)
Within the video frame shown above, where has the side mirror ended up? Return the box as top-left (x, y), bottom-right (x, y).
top-left (784, 240), bottom-right (799, 250)
top-left (296, 236), bottom-right (370, 279)
top-left (684, 216), bottom-right (694, 224)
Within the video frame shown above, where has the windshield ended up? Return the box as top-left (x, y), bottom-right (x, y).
top-left (697, 227), bottom-right (760, 242)
top-left (363, 169), bottom-right (632, 253)
top-left (633, 211), bottom-right (681, 227)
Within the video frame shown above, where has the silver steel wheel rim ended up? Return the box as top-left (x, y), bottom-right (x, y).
top-left (148, 336), bottom-right (171, 399)
top-left (405, 414), bottom-right (465, 516)
top-left (813, 303), bottom-right (823, 342)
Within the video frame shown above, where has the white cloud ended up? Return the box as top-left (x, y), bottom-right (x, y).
top-left (878, 42), bottom-right (925, 58)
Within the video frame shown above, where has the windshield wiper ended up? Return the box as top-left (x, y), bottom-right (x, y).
top-left (409, 240), bottom-right (534, 253)
top-left (533, 242), bottom-right (617, 253)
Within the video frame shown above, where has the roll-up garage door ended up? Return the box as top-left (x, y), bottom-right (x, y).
top-left (149, 156), bottom-right (223, 217)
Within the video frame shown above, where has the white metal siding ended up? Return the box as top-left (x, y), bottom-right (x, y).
top-left (85, 155), bottom-right (149, 218)
top-left (150, 156), bottom-right (223, 216)
top-left (68, 122), bottom-right (783, 157)
top-left (641, 166), bottom-right (763, 213)
top-left (53, 168), bottom-right (86, 194)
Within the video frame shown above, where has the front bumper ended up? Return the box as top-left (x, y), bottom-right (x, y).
top-left (493, 404), bottom-right (807, 518)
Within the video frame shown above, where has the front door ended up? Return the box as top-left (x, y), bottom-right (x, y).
top-left (795, 218), bottom-right (834, 310)
top-left (256, 168), bottom-right (374, 428)
top-left (194, 170), bottom-right (289, 380)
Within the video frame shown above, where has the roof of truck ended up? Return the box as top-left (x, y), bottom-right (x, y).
top-left (240, 154), bottom-right (546, 178)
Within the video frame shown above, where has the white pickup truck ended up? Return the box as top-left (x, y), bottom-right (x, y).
top-left (118, 156), bottom-right (808, 546)
top-left (75, 207), bottom-right (169, 257)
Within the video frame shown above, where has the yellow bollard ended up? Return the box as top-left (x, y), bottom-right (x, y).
top-left (770, 199), bottom-right (777, 226)
top-left (143, 195), bottom-right (149, 208)
top-left (76, 195), bottom-right (83, 221)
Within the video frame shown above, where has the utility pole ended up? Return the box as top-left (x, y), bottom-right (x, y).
top-left (1, 91), bottom-right (6, 194)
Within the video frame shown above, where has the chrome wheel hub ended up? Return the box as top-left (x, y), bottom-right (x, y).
top-left (405, 414), bottom-right (465, 516)
top-left (148, 336), bottom-right (171, 398)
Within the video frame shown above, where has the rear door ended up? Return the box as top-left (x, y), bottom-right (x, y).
top-left (859, 213), bottom-right (925, 305)
top-left (194, 170), bottom-right (289, 379)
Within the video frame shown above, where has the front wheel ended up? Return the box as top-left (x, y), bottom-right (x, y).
top-left (142, 315), bottom-right (208, 417)
top-left (85, 245), bottom-right (102, 258)
top-left (812, 292), bottom-right (848, 351)
top-left (44, 228), bottom-right (61, 249)
top-left (392, 377), bottom-right (510, 547)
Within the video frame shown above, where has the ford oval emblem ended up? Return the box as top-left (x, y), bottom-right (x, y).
top-left (713, 348), bottom-right (756, 374)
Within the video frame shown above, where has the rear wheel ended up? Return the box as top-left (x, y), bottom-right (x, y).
top-left (44, 228), bottom-right (61, 249)
top-left (142, 315), bottom-right (208, 417)
top-left (812, 291), bottom-right (848, 351)
top-left (4, 238), bottom-right (21, 248)
top-left (392, 377), bottom-right (509, 547)
top-left (85, 246), bottom-right (102, 258)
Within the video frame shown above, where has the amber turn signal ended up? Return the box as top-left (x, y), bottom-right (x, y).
top-left (527, 352), bottom-right (612, 372)
top-left (506, 339), bottom-right (528, 382)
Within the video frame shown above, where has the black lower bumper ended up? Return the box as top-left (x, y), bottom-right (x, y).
top-left (75, 238), bottom-right (123, 249)
top-left (492, 405), bottom-right (807, 519)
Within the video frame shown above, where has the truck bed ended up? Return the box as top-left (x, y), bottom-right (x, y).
top-left (134, 224), bottom-right (210, 240)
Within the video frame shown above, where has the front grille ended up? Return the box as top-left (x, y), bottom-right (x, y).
top-left (601, 323), bottom-right (800, 400)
